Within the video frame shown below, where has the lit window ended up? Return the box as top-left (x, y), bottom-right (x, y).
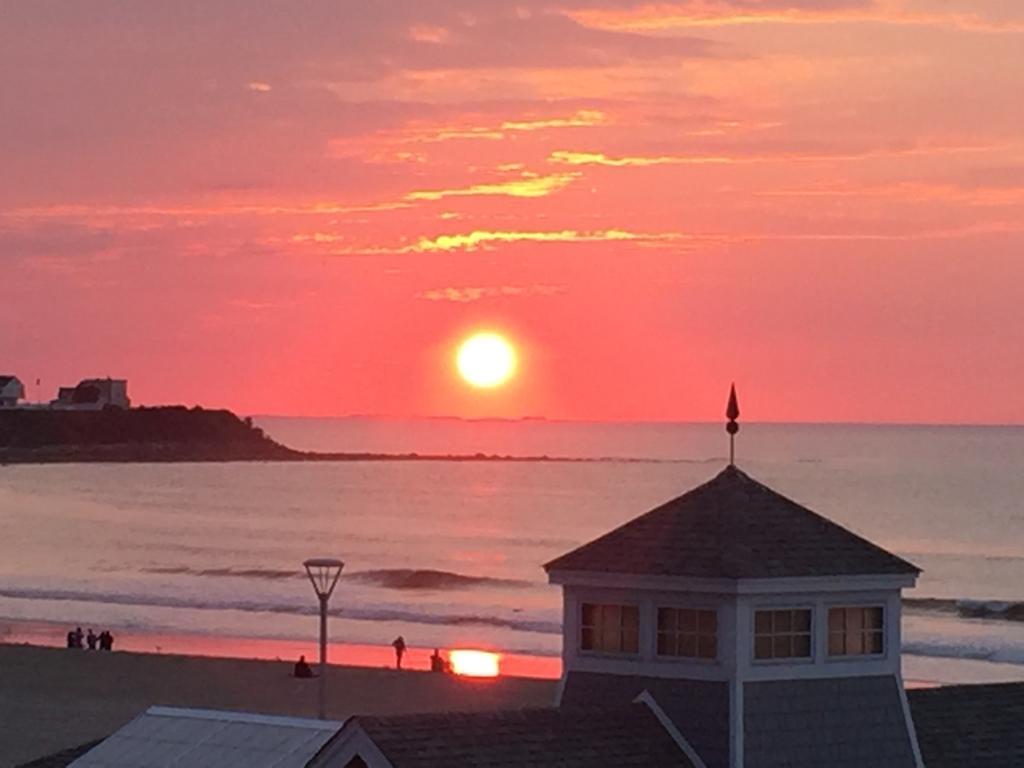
top-left (580, 603), bottom-right (639, 654)
top-left (754, 608), bottom-right (812, 660)
top-left (828, 606), bottom-right (884, 656)
top-left (657, 608), bottom-right (718, 660)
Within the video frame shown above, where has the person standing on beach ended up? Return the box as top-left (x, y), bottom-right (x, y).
top-left (86, 629), bottom-right (97, 650)
top-left (73, 627), bottom-right (84, 649)
top-left (392, 636), bottom-right (407, 669)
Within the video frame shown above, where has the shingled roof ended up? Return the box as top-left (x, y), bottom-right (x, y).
top-left (909, 682), bottom-right (1024, 767)
top-left (545, 465), bottom-right (919, 579)
top-left (313, 706), bottom-right (694, 768)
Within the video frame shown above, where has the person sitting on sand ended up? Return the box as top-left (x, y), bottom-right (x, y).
top-left (294, 655), bottom-right (314, 678)
top-left (392, 636), bottom-right (407, 670)
top-left (86, 629), bottom-right (98, 650)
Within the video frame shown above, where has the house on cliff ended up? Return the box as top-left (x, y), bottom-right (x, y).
top-left (51, 378), bottom-right (130, 410)
top-left (0, 375), bottom-right (25, 407)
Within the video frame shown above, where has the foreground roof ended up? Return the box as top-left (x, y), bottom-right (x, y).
top-left (909, 682), bottom-right (1024, 767)
top-left (15, 742), bottom-right (100, 768)
top-left (561, 673), bottom-right (730, 768)
top-left (68, 706), bottom-right (342, 768)
top-left (312, 706), bottom-right (694, 768)
top-left (545, 465), bottom-right (919, 579)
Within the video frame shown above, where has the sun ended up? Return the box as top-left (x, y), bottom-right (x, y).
top-left (456, 332), bottom-right (517, 389)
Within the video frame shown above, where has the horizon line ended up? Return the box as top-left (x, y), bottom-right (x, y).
top-left (245, 413), bottom-right (1024, 429)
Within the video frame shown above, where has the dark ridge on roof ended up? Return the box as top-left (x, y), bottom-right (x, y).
top-left (14, 740), bottom-right (102, 768)
top-left (909, 682), bottom-right (1024, 768)
top-left (338, 706), bottom-right (694, 768)
top-left (545, 465), bottom-right (920, 579)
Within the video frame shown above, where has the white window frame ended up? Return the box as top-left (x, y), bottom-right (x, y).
top-left (655, 605), bottom-right (719, 662)
top-left (826, 604), bottom-right (886, 660)
top-left (579, 601), bottom-right (641, 657)
top-left (752, 606), bottom-right (815, 664)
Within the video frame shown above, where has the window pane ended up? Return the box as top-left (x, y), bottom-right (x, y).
top-left (829, 632), bottom-right (846, 656)
top-left (700, 610), bottom-right (718, 633)
top-left (755, 611), bottom-right (772, 634)
top-left (773, 635), bottom-right (793, 658)
top-left (622, 628), bottom-right (639, 654)
top-left (754, 636), bottom-right (773, 659)
top-left (680, 635), bottom-right (698, 658)
top-left (581, 604), bottom-right (596, 627)
top-left (866, 607), bottom-right (884, 630)
top-left (680, 610), bottom-right (697, 632)
top-left (846, 631), bottom-right (864, 655)
top-left (622, 605), bottom-right (639, 630)
top-left (793, 610), bottom-right (812, 632)
top-left (581, 627), bottom-right (594, 651)
top-left (828, 608), bottom-right (845, 631)
top-left (698, 635), bottom-right (717, 659)
top-left (601, 606), bottom-right (620, 646)
top-left (657, 633), bottom-right (673, 656)
top-left (869, 631), bottom-right (884, 654)
top-left (793, 634), bottom-right (811, 657)
top-left (658, 608), bottom-right (674, 632)
top-left (847, 608), bottom-right (864, 633)
top-left (775, 611), bottom-right (792, 632)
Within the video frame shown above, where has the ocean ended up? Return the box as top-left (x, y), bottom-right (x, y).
top-left (1, 418), bottom-right (1022, 684)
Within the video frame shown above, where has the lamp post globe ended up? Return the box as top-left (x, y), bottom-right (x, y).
top-left (303, 557), bottom-right (344, 719)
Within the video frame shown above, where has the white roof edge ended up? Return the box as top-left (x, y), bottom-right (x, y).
top-left (548, 570), bottom-right (916, 592)
top-left (145, 705), bottom-right (344, 730)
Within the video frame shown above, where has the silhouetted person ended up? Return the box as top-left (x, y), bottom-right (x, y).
top-left (86, 629), bottom-right (98, 650)
top-left (73, 627), bottom-right (84, 649)
top-left (99, 630), bottom-right (114, 651)
top-left (294, 655), bottom-right (314, 678)
top-left (66, 630), bottom-right (76, 649)
top-left (430, 648), bottom-right (444, 673)
top-left (392, 636), bottom-right (407, 669)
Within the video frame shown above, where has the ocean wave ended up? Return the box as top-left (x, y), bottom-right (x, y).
top-left (345, 569), bottom-right (530, 590)
top-left (139, 566), bottom-right (531, 591)
top-left (143, 566), bottom-right (301, 580)
top-left (904, 598), bottom-right (1024, 623)
top-left (903, 640), bottom-right (1024, 666)
top-left (0, 586), bottom-right (560, 636)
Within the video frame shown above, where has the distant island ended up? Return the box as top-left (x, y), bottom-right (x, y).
top-left (0, 406), bottom-right (575, 464)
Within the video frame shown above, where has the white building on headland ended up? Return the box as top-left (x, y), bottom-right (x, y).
top-left (51, 378), bottom-right (130, 410)
top-left (0, 375), bottom-right (25, 407)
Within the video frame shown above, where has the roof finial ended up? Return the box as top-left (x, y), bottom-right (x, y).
top-left (726, 383), bottom-right (740, 466)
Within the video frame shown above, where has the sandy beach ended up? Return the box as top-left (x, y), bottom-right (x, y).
top-left (0, 644), bottom-right (558, 767)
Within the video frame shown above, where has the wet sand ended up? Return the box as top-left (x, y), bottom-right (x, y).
top-left (0, 644), bottom-right (558, 767)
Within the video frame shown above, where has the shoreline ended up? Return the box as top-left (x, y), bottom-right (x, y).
top-left (0, 617), bottom-right (562, 680)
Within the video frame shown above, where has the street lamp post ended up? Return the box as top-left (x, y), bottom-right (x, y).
top-left (303, 557), bottom-right (344, 719)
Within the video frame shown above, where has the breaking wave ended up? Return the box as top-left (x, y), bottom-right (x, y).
top-left (345, 569), bottom-right (530, 590)
top-left (140, 566), bottom-right (531, 591)
top-left (143, 566), bottom-right (301, 580)
top-left (904, 598), bottom-right (1024, 623)
top-left (0, 586), bottom-right (560, 636)
top-left (903, 640), bottom-right (1024, 666)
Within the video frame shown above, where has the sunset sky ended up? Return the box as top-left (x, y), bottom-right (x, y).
top-left (2, 1), bottom-right (1023, 423)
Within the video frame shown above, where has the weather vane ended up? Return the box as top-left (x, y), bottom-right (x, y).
top-left (726, 383), bottom-right (740, 466)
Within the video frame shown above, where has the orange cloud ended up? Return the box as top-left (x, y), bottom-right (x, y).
top-left (411, 229), bottom-right (687, 252)
top-left (569, 2), bottom-right (1024, 34)
top-left (405, 172), bottom-right (580, 201)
